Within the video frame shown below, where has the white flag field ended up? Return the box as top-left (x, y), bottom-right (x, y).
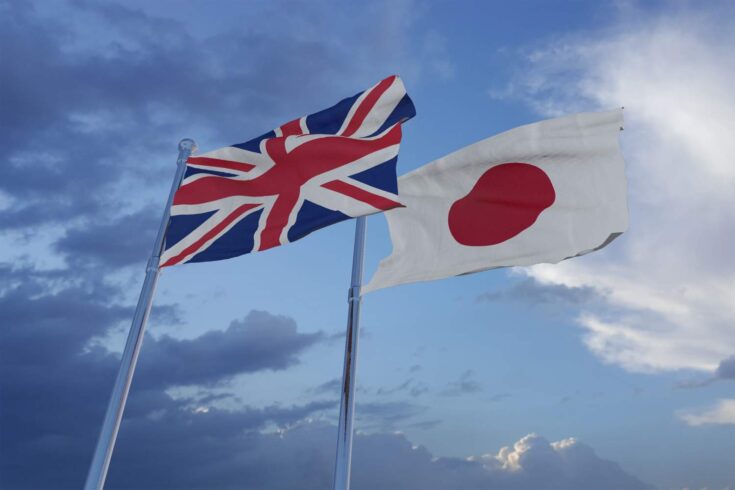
top-left (364, 110), bottom-right (628, 293)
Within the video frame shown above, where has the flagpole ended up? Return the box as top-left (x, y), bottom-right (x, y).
top-left (84, 138), bottom-right (196, 490)
top-left (332, 216), bottom-right (367, 490)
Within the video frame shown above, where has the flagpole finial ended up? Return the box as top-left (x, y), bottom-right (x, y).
top-left (178, 138), bottom-right (197, 154)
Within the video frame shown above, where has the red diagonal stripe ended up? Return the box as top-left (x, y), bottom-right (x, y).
top-left (173, 175), bottom-right (251, 206)
top-left (174, 125), bottom-right (402, 207)
top-left (160, 203), bottom-right (260, 268)
top-left (341, 75), bottom-right (396, 137)
top-left (279, 118), bottom-right (303, 136)
top-left (257, 190), bottom-right (299, 251)
top-left (321, 179), bottom-right (402, 211)
top-left (187, 156), bottom-right (256, 173)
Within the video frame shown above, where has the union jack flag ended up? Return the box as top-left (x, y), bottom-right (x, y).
top-left (160, 75), bottom-right (415, 267)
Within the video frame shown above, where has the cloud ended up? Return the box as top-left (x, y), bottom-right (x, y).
top-left (1, 261), bottom-right (651, 489)
top-left (356, 401), bottom-right (427, 430)
top-left (312, 377), bottom-right (343, 395)
top-left (715, 356), bottom-right (735, 380)
top-left (0, 267), bottom-right (132, 362)
top-left (477, 277), bottom-right (599, 305)
top-left (675, 355), bottom-right (735, 388)
top-left (489, 393), bottom-right (512, 402)
top-left (441, 369), bottom-right (482, 396)
top-left (376, 377), bottom-right (429, 397)
top-left (0, 261), bottom-right (329, 488)
top-left (678, 399), bottom-right (735, 426)
top-left (494, 4), bottom-right (735, 373)
top-left (471, 433), bottom-right (654, 490)
top-left (136, 310), bottom-right (324, 389)
top-left (103, 425), bottom-right (650, 490)
top-left (355, 430), bottom-right (653, 490)
top-left (0, 0), bottom-right (430, 246)
top-left (53, 208), bottom-right (159, 268)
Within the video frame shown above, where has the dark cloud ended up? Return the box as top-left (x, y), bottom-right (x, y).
top-left (675, 356), bottom-right (735, 389)
top-left (307, 369), bottom-right (434, 416)
top-left (0, 243), bottom-right (651, 490)
top-left (489, 392), bottom-right (512, 402)
top-left (106, 402), bottom-right (337, 490)
top-left (409, 383), bottom-right (429, 397)
top-left (325, 325), bottom-right (371, 345)
top-left (405, 419), bottom-right (443, 430)
top-left (98, 423), bottom-right (648, 490)
top-left (0, 262), bottom-right (328, 489)
top-left (3, 281), bottom-right (652, 489)
top-left (376, 377), bottom-right (429, 397)
top-left (477, 278), bottom-right (600, 305)
top-left (715, 356), bottom-right (735, 379)
top-left (312, 377), bottom-right (343, 395)
top-left (0, 264), bottom-right (133, 488)
top-left (147, 302), bottom-right (184, 327)
top-left (0, 267), bottom-right (131, 362)
top-left (136, 310), bottom-right (324, 389)
top-left (674, 377), bottom-right (714, 389)
top-left (54, 208), bottom-right (159, 268)
top-left (441, 369), bottom-right (482, 396)
top-left (0, 0), bottom-right (415, 235)
top-left (377, 378), bottom-right (413, 395)
top-left (356, 401), bottom-right (426, 430)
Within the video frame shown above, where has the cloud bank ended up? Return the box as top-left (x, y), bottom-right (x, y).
top-left (107, 424), bottom-right (656, 490)
top-left (0, 261), bottom-right (330, 488)
top-left (0, 257), bottom-right (652, 489)
top-left (496, 5), bottom-right (735, 373)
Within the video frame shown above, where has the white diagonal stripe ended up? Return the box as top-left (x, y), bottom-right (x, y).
top-left (350, 77), bottom-right (405, 137)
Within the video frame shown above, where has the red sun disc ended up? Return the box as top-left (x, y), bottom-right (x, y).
top-left (448, 163), bottom-right (556, 246)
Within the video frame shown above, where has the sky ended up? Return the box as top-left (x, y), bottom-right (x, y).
top-left (1, 0), bottom-right (734, 489)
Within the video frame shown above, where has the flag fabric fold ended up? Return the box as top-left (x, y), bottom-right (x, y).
top-left (160, 75), bottom-right (415, 267)
top-left (364, 110), bottom-right (628, 293)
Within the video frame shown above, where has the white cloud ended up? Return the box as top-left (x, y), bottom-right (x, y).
top-left (107, 417), bottom-right (653, 488)
top-left (678, 398), bottom-right (735, 426)
top-left (466, 433), bottom-right (653, 489)
top-left (250, 425), bottom-right (654, 489)
top-left (500, 6), bottom-right (735, 373)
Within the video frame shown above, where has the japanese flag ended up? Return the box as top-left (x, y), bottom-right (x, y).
top-left (364, 110), bottom-right (628, 293)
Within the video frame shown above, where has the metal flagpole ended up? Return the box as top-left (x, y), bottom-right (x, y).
top-left (84, 138), bottom-right (196, 490)
top-left (332, 216), bottom-right (367, 490)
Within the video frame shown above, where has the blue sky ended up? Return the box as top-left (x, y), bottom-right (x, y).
top-left (1, 1), bottom-right (734, 489)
